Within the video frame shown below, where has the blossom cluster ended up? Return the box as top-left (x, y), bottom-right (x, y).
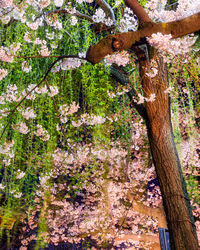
top-left (71, 113), bottom-right (106, 127)
top-left (59, 102), bottom-right (79, 123)
top-left (105, 51), bottom-right (130, 66)
top-left (118, 7), bottom-right (138, 32)
top-left (61, 58), bottom-right (82, 70)
top-left (145, 0), bottom-right (200, 22)
top-left (13, 122), bottom-right (29, 134)
top-left (34, 124), bottom-right (50, 141)
top-left (0, 43), bottom-right (21, 63)
top-left (147, 33), bottom-right (197, 56)
top-left (22, 61), bottom-right (32, 73)
top-left (92, 8), bottom-right (113, 27)
top-left (0, 68), bottom-right (8, 81)
top-left (132, 93), bottom-right (156, 104)
top-left (21, 107), bottom-right (36, 120)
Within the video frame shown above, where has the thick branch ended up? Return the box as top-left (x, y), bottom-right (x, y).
top-left (86, 12), bottom-right (200, 64)
top-left (95, 0), bottom-right (116, 22)
top-left (124, 0), bottom-right (152, 25)
top-left (128, 191), bottom-right (167, 228)
top-left (115, 234), bottom-right (160, 246)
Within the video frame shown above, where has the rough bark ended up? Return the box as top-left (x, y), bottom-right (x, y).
top-left (136, 46), bottom-right (199, 249)
top-left (84, 2), bottom-right (200, 248)
top-left (86, 12), bottom-right (200, 64)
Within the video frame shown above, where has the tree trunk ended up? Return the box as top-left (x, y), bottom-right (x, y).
top-left (136, 46), bottom-right (199, 250)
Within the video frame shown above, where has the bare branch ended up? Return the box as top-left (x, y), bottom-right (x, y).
top-left (95, 0), bottom-right (116, 23)
top-left (124, 0), bottom-right (152, 26)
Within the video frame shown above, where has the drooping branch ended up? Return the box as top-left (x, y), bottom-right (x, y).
top-left (95, 0), bottom-right (116, 23)
top-left (0, 55), bottom-right (88, 141)
top-left (86, 12), bottom-right (200, 64)
top-left (110, 65), bottom-right (147, 119)
top-left (124, 0), bottom-right (152, 25)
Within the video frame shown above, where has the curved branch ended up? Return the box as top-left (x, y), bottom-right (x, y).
top-left (86, 12), bottom-right (200, 64)
top-left (0, 55), bottom-right (88, 141)
top-left (110, 65), bottom-right (147, 120)
top-left (124, 0), bottom-right (152, 26)
top-left (95, 0), bottom-right (116, 23)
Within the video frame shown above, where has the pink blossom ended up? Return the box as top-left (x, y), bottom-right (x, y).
top-left (0, 0), bottom-right (13, 8)
top-left (0, 47), bottom-right (14, 63)
top-left (54, 0), bottom-right (64, 8)
top-left (39, 45), bottom-right (50, 56)
top-left (164, 86), bottom-right (174, 94)
top-left (39, 0), bottom-right (51, 9)
top-left (61, 58), bottom-right (81, 70)
top-left (105, 51), bottom-right (130, 66)
top-left (16, 170), bottom-right (26, 179)
top-left (22, 61), bottom-right (32, 73)
top-left (48, 85), bottom-right (59, 97)
top-left (13, 122), bottom-right (29, 134)
top-left (21, 107), bottom-right (36, 120)
top-left (0, 68), bottom-right (8, 80)
top-left (34, 124), bottom-right (50, 141)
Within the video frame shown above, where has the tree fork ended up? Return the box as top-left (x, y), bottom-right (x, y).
top-left (136, 46), bottom-right (199, 249)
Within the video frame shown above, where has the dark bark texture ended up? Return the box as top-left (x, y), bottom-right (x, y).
top-left (136, 47), bottom-right (199, 249)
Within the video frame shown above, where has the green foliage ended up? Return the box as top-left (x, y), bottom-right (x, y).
top-left (0, 1), bottom-right (199, 248)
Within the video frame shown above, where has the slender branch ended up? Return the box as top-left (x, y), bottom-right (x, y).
top-left (45, 9), bottom-right (94, 23)
top-left (0, 55), bottom-right (87, 140)
top-left (94, 0), bottom-right (116, 23)
top-left (110, 65), bottom-right (147, 119)
top-left (75, 10), bottom-right (94, 22)
top-left (14, 55), bottom-right (88, 60)
top-left (124, 0), bottom-right (152, 26)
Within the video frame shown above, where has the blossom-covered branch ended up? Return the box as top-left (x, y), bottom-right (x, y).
top-left (86, 12), bottom-right (200, 64)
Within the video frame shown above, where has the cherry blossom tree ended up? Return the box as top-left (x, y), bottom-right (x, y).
top-left (86, 1), bottom-right (200, 249)
top-left (0, 0), bottom-right (200, 249)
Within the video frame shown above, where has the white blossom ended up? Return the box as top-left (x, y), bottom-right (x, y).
top-left (16, 170), bottom-right (26, 179)
top-left (71, 16), bottom-right (78, 26)
top-left (54, 0), bottom-right (64, 7)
